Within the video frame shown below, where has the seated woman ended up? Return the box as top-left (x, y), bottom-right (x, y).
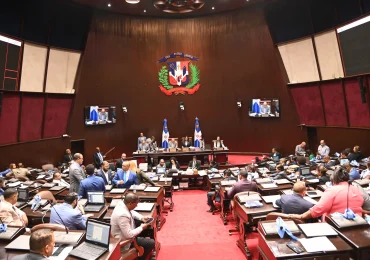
top-left (213, 136), bottom-right (225, 149)
top-left (289, 167), bottom-right (364, 221)
top-left (167, 157), bottom-right (180, 186)
top-left (317, 166), bottom-right (330, 185)
top-left (182, 136), bottom-right (192, 148)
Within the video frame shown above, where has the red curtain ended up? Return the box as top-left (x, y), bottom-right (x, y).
top-left (19, 95), bottom-right (44, 142)
top-left (320, 80), bottom-right (347, 127)
top-left (290, 85), bottom-right (325, 126)
top-left (344, 78), bottom-right (370, 128)
top-left (43, 96), bottom-right (73, 138)
top-left (0, 93), bottom-right (20, 145)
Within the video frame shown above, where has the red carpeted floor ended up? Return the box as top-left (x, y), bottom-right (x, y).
top-left (227, 155), bottom-right (259, 165)
top-left (157, 190), bottom-right (259, 260)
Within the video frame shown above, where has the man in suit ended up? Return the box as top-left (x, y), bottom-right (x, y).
top-left (112, 161), bottom-right (139, 188)
top-left (13, 229), bottom-right (55, 260)
top-left (69, 153), bottom-right (85, 193)
top-left (111, 193), bottom-right (154, 260)
top-left (182, 136), bottom-right (192, 148)
top-left (260, 101), bottom-right (271, 114)
top-left (269, 164), bottom-right (287, 180)
top-left (317, 140), bottom-right (330, 158)
top-left (188, 156), bottom-right (201, 170)
top-left (208, 160), bottom-right (219, 170)
top-left (275, 182), bottom-right (314, 214)
top-left (322, 155), bottom-right (335, 168)
top-left (98, 108), bottom-right (108, 121)
top-left (63, 149), bottom-right (73, 164)
top-left (138, 133), bottom-right (146, 150)
top-left (348, 145), bottom-right (364, 162)
top-left (168, 138), bottom-right (178, 149)
top-left (93, 147), bottom-right (105, 169)
top-left (295, 142), bottom-right (306, 156)
top-left (227, 170), bottom-right (258, 199)
top-left (97, 161), bottom-right (114, 185)
top-left (138, 140), bottom-right (149, 152)
top-left (78, 164), bottom-right (106, 198)
top-left (270, 148), bottom-right (282, 161)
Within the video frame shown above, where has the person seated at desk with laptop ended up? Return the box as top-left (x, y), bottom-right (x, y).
top-left (289, 167), bottom-right (364, 221)
top-left (207, 170), bottom-right (236, 212)
top-left (317, 166), bottom-right (330, 185)
top-left (188, 156), bottom-right (201, 170)
top-left (227, 170), bottom-right (258, 199)
top-left (275, 182), bottom-right (314, 214)
top-left (322, 155), bottom-right (335, 169)
top-left (78, 164), bottom-right (106, 199)
top-left (156, 159), bottom-right (166, 174)
top-left (53, 172), bottom-right (70, 188)
top-left (269, 164), bottom-right (287, 180)
top-left (50, 192), bottom-right (93, 230)
top-left (111, 193), bottom-right (155, 260)
top-left (13, 229), bottom-right (55, 260)
top-left (182, 136), bottom-right (192, 148)
top-left (0, 188), bottom-right (28, 227)
top-left (97, 161), bottom-right (114, 185)
top-left (112, 161), bottom-right (139, 188)
top-left (270, 148), bottom-right (282, 161)
top-left (343, 162), bottom-right (360, 181)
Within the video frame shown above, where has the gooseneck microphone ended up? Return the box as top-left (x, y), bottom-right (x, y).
top-left (49, 200), bottom-right (68, 234)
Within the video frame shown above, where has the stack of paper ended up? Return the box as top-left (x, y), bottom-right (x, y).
top-left (298, 223), bottom-right (337, 237)
top-left (135, 203), bottom-right (155, 212)
top-left (261, 183), bottom-right (278, 189)
top-left (262, 195), bottom-right (281, 204)
top-left (299, 236), bottom-right (337, 252)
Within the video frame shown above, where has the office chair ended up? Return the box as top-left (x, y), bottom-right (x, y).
top-left (266, 212), bottom-right (305, 224)
top-left (229, 191), bottom-right (260, 235)
top-left (120, 238), bottom-right (144, 260)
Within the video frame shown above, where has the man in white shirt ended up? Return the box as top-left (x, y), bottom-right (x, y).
top-left (317, 140), bottom-right (330, 158)
top-left (111, 193), bottom-right (155, 260)
top-left (0, 188), bottom-right (28, 226)
top-left (295, 142), bottom-right (306, 156)
top-left (53, 172), bottom-right (70, 188)
top-left (97, 161), bottom-right (113, 185)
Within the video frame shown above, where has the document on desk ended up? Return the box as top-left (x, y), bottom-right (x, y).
top-left (159, 177), bottom-right (172, 182)
top-left (238, 194), bottom-right (261, 203)
top-left (307, 179), bottom-right (320, 183)
top-left (281, 189), bottom-right (293, 195)
top-left (7, 181), bottom-right (21, 187)
top-left (110, 188), bottom-right (127, 194)
top-left (298, 223), bottom-right (337, 237)
top-left (261, 183), bottom-right (278, 188)
top-left (220, 180), bottom-right (236, 186)
top-left (135, 203), bottom-right (155, 212)
top-left (303, 196), bottom-right (317, 205)
top-left (262, 195), bottom-right (281, 204)
top-left (5, 235), bottom-right (30, 250)
top-left (275, 179), bottom-right (291, 185)
top-left (144, 187), bottom-right (160, 192)
top-left (37, 174), bottom-right (46, 179)
top-left (198, 170), bottom-right (207, 176)
top-left (105, 185), bottom-right (113, 191)
top-left (299, 236), bottom-right (337, 252)
top-left (110, 199), bottom-right (122, 208)
top-left (54, 232), bottom-right (84, 245)
top-left (129, 185), bottom-right (146, 191)
top-left (255, 178), bottom-right (272, 184)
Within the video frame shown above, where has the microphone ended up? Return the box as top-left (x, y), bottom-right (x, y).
top-left (49, 200), bottom-right (69, 234)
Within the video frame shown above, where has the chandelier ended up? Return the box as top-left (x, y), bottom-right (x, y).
top-left (153, 0), bottom-right (205, 13)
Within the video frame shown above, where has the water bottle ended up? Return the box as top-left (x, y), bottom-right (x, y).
top-left (133, 184), bottom-right (136, 193)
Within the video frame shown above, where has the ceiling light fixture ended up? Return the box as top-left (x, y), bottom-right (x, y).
top-left (107, 3), bottom-right (111, 7)
top-left (126, 0), bottom-right (140, 4)
top-left (144, 10), bottom-right (147, 12)
top-left (153, 0), bottom-right (205, 14)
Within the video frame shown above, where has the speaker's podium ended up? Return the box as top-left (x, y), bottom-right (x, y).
top-left (212, 140), bottom-right (228, 164)
top-left (181, 136), bottom-right (193, 152)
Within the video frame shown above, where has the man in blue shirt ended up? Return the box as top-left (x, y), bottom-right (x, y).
top-left (50, 192), bottom-right (93, 230)
top-left (0, 163), bottom-right (15, 177)
top-left (78, 164), bottom-right (106, 198)
top-left (0, 177), bottom-right (4, 198)
top-left (112, 161), bottom-right (138, 188)
top-left (343, 162), bottom-right (360, 181)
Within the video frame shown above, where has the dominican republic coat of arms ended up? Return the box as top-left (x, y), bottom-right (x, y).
top-left (158, 52), bottom-right (200, 95)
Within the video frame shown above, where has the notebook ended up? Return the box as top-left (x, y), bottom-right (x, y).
top-left (110, 188), bottom-right (126, 194)
top-left (275, 179), bottom-right (291, 185)
top-left (298, 223), bottom-right (338, 237)
top-left (0, 227), bottom-right (24, 241)
top-left (159, 177), bottom-right (172, 182)
top-left (135, 203), bottom-right (155, 212)
top-left (328, 214), bottom-right (368, 229)
top-left (261, 183), bottom-right (278, 189)
top-left (144, 187), bottom-right (161, 192)
top-left (255, 178), bottom-right (272, 184)
top-left (237, 194), bottom-right (261, 203)
top-left (261, 195), bottom-right (281, 204)
top-left (299, 236), bottom-right (336, 253)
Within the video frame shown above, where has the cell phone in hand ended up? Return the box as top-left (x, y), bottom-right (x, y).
top-left (145, 218), bottom-right (154, 224)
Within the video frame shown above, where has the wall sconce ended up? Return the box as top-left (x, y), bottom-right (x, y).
top-left (237, 100), bottom-right (243, 108)
top-left (122, 105), bottom-right (128, 113)
top-left (179, 101), bottom-right (185, 111)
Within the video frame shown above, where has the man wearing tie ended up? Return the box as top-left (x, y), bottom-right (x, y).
top-left (69, 153), bottom-right (85, 193)
top-left (97, 161), bottom-right (113, 185)
top-left (63, 149), bottom-right (73, 164)
top-left (188, 156), bottom-right (201, 170)
top-left (93, 147), bottom-right (105, 168)
top-left (112, 161), bottom-right (139, 188)
top-left (98, 108), bottom-right (108, 121)
top-left (138, 133), bottom-right (146, 150)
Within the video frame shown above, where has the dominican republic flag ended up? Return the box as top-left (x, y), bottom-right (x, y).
top-left (194, 117), bottom-right (202, 147)
top-left (168, 61), bottom-right (190, 86)
top-left (90, 106), bottom-right (99, 121)
top-left (252, 99), bottom-right (261, 114)
top-left (162, 119), bottom-right (169, 148)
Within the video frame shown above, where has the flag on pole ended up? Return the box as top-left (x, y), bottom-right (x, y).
top-left (162, 119), bottom-right (169, 148)
top-left (252, 99), bottom-right (261, 114)
top-left (194, 117), bottom-right (202, 147)
top-left (90, 106), bottom-right (98, 121)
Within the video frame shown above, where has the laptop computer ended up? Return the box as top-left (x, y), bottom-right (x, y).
top-left (156, 167), bottom-right (166, 175)
top-left (300, 167), bottom-right (311, 176)
top-left (16, 189), bottom-right (29, 208)
top-left (69, 220), bottom-right (111, 260)
top-left (84, 191), bottom-right (105, 212)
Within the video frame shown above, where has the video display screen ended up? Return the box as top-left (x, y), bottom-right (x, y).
top-left (249, 99), bottom-right (280, 118)
top-left (84, 106), bottom-right (116, 126)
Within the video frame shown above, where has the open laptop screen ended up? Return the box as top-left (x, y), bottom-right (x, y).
top-left (86, 220), bottom-right (110, 247)
top-left (157, 167), bottom-right (166, 174)
top-left (87, 192), bottom-right (104, 204)
top-left (300, 167), bottom-right (310, 175)
top-left (18, 189), bottom-right (29, 201)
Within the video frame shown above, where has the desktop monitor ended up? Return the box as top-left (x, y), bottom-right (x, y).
top-left (84, 106), bottom-right (116, 126)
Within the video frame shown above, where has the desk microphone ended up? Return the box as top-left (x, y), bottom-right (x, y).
top-left (48, 200), bottom-right (69, 234)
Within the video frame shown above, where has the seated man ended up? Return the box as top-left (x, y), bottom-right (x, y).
top-left (13, 229), bottom-right (55, 260)
top-left (275, 182), bottom-right (314, 214)
top-left (317, 166), bottom-right (330, 185)
top-left (112, 161), bottom-right (139, 188)
top-left (343, 162), bottom-right (360, 181)
top-left (168, 138), bottom-right (178, 149)
top-left (348, 145), bottom-right (364, 162)
top-left (0, 188), bottom-right (28, 226)
top-left (207, 170), bottom-right (236, 212)
top-left (53, 172), bottom-right (70, 188)
top-left (270, 148), bottom-right (282, 161)
top-left (361, 162), bottom-right (370, 179)
top-left (157, 159), bottom-right (166, 170)
top-left (208, 160), bottom-right (219, 170)
top-left (260, 102), bottom-right (271, 114)
top-left (227, 170), bottom-right (258, 199)
top-left (188, 156), bottom-right (201, 170)
top-left (6, 163), bottom-right (30, 181)
top-left (182, 136), bottom-right (192, 148)
top-left (138, 139), bottom-right (149, 152)
top-left (269, 164), bottom-right (287, 180)
top-left (0, 163), bottom-right (14, 177)
top-left (322, 155), bottom-right (335, 168)
top-left (50, 192), bottom-right (93, 230)
top-left (78, 164), bottom-right (106, 198)
top-left (111, 193), bottom-right (155, 260)
top-left (97, 161), bottom-right (114, 185)
top-left (135, 168), bottom-right (155, 186)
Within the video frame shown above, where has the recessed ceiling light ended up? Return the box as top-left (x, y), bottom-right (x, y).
top-left (108, 3), bottom-right (111, 7)
top-left (212, 7), bottom-right (215, 10)
top-left (144, 10), bottom-right (146, 12)
top-left (126, 0), bottom-right (140, 4)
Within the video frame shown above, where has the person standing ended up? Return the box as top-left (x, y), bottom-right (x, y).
top-left (93, 147), bottom-right (105, 169)
top-left (69, 153), bottom-right (85, 193)
top-left (63, 149), bottom-right (73, 164)
top-left (317, 140), bottom-right (330, 158)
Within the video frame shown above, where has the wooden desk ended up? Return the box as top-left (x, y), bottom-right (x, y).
top-left (154, 181), bottom-right (174, 211)
top-left (1, 233), bottom-right (121, 260)
top-left (206, 176), bottom-right (223, 191)
top-left (257, 183), bottom-right (293, 196)
top-left (22, 205), bottom-right (108, 227)
top-left (213, 149), bottom-right (229, 164)
top-left (234, 200), bottom-right (278, 260)
top-left (257, 220), bottom-right (353, 260)
top-left (219, 186), bottom-right (232, 225)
